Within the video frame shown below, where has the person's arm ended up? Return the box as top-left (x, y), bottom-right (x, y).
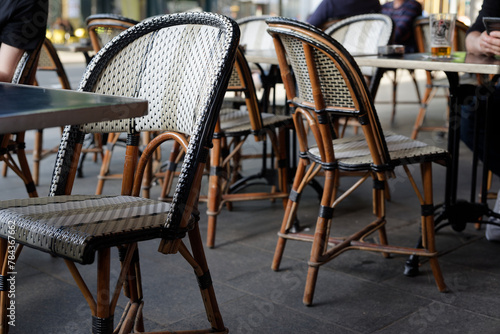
top-left (0, 43), bottom-right (25, 82)
top-left (466, 30), bottom-right (500, 57)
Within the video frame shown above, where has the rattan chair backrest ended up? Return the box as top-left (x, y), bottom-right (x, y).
top-left (414, 16), bottom-right (469, 53)
top-left (324, 14), bottom-right (393, 76)
top-left (49, 13), bottom-right (240, 229)
top-left (86, 13), bottom-right (139, 53)
top-left (37, 38), bottom-right (71, 89)
top-left (237, 15), bottom-right (275, 51)
top-left (237, 15), bottom-right (275, 75)
top-left (266, 17), bottom-right (391, 173)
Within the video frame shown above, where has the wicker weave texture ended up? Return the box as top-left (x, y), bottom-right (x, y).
top-left (0, 195), bottom-right (170, 263)
top-left (0, 13), bottom-right (241, 263)
top-left (220, 111), bottom-right (290, 135)
top-left (238, 17), bottom-right (274, 51)
top-left (308, 133), bottom-right (447, 168)
top-left (280, 34), bottom-right (355, 109)
top-left (80, 13), bottom-right (235, 136)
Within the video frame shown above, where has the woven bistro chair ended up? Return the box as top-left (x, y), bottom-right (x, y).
top-left (266, 17), bottom-right (449, 306)
top-left (0, 12), bottom-right (239, 334)
top-left (411, 17), bottom-right (470, 139)
top-left (325, 13), bottom-right (421, 125)
top-left (0, 39), bottom-right (44, 198)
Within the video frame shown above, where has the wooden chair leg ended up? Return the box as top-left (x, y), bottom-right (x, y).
top-left (409, 69), bottom-right (422, 102)
top-left (276, 127), bottom-right (289, 207)
top-left (32, 129), bottom-right (43, 186)
top-left (207, 135), bottom-right (223, 248)
top-left (272, 159), bottom-right (308, 271)
top-left (95, 249), bottom-right (113, 333)
top-left (411, 72), bottom-right (435, 139)
top-left (373, 178), bottom-right (389, 258)
top-left (1, 133), bottom-right (38, 198)
top-left (159, 141), bottom-right (182, 201)
top-left (142, 132), bottom-right (153, 199)
top-left (421, 162), bottom-right (447, 292)
top-left (303, 169), bottom-right (336, 306)
top-left (391, 70), bottom-right (398, 124)
top-left (182, 223), bottom-right (227, 332)
top-left (96, 133), bottom-right (119, 195)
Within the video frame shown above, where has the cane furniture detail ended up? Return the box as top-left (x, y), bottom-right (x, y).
top-left (0, 12), bottom-right (239, 334)
top-left (267, 17), bottom-right (449, 306)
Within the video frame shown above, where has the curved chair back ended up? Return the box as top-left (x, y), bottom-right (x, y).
top-left (37, 37), bottom-right (71, 89)
top-left (50, 12), bottom-right (240, 230)
top-left (11, 40), bottom-right (44, 85)
top-left (86, 14), bottom-right (139, 53)
top-left (267, 17), bottom-right (391, 176)
top-left (237, 15), bottom-right (275, 51)
top-left (324, 14), bottom-right (393, 77)
top-left (237, 15), bottom-right (275, 75)
top-left (414, 16), bottom-right (469, 53)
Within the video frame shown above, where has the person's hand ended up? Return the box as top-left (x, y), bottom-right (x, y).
top-left (478, 30), bottom-right (500, 57)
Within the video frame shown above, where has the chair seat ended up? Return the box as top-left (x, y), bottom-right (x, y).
top-left (220, 108), bottom-right (292, 136)
top-left (0, 195), bottom-right (175, 264)
top-left (308, 133), bottom-right (449, 170)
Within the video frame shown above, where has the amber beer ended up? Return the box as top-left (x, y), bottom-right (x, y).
top-left (431, 46), bottom-right (451, 57)
top-left (430, 13), bottom-right (456, 57)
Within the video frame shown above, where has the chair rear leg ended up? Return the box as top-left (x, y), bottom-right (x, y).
top-left (181, 223), bottom-right (227, 332)
top-left (33, 129), bottom-right (43, 186)
top-left (391, 70), bottom-right (398, 123)
top-left (410, 69), bottom-right (422, 102)
top-left (421, 162), bottom-right (447, 292)
top-left (411, 72), bottom-right (435, 139)
top-left (159, 141), bottom-right (182, 201)
top-left (96, 133), bottom-right (119, 195)
top-left (303, 169), bottom-right (336, 306)
top-left (373, 178), bottom-right (389, 257)
top-left (2, 133), bottom-right (38, 197)
top-left (207, 135), bottom-right (223, 248)
top-left (272, 160), bottom-right (304, 271)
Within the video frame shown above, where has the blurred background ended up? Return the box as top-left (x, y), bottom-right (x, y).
top-left (46, 0), bottom-right (483, 45)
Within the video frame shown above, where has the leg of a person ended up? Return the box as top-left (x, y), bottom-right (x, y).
top-left (461, 83), bottom-right (500, 177)
top-left (0, 43), bottom-right (25, 82)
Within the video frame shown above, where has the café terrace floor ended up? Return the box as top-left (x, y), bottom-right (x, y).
top-left (2, 57), bottom-right (500, 333)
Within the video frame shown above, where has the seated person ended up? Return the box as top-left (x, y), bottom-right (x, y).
top-left (462, 0), bottom-right (500, 241)
top-left (381, 0), bottom-right (422, 52)
top-left (0, 0), bottom-right (48, 82)
top-left (307, 0), bottom-right (381, 30)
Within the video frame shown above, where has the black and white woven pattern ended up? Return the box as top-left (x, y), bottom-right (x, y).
top-left (0, 195), bottom-right (170, 263)
top-left (308, 132), bottom-right (448, 170)
top-left (266, 17), bottom-right (449, 171)
top-left (280, 34), bottom-right (356, 110)
top-left (0, 12), bottom-right (240, 264)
